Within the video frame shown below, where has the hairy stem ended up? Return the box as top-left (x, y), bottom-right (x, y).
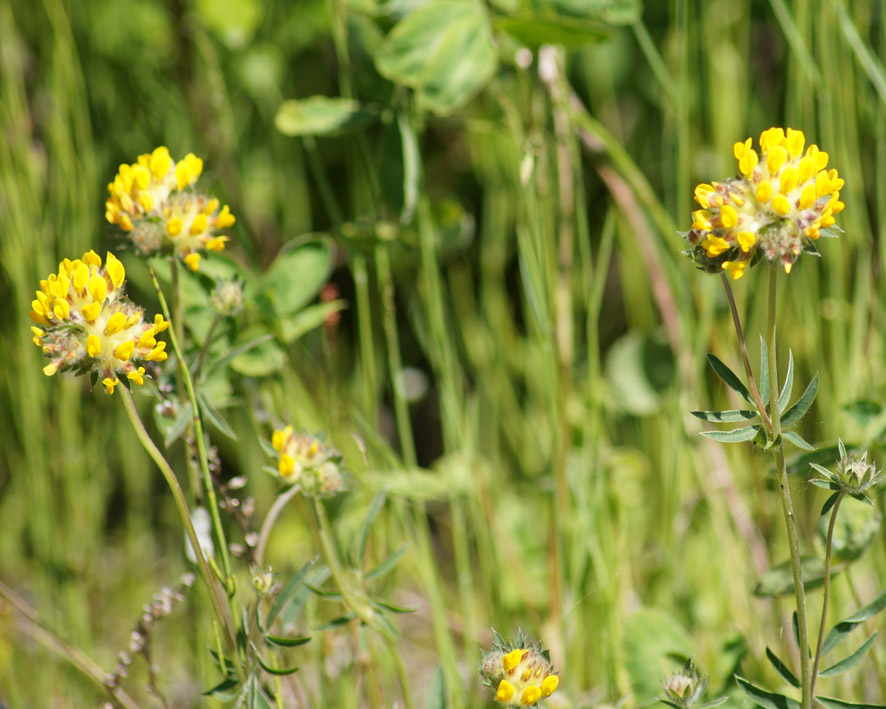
top-left (811, 491), bottom-right (845, 697)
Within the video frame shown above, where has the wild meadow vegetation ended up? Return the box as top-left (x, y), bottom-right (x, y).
top-left (2, 0), bottom-right (886, 707)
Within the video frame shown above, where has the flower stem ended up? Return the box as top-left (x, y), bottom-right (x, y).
top-left (149, 266), bottom-right (234, 588)
top-left (767, 263), bottom-right (810, 709)
top-left (719, 273), bottom-right (773, 437)
top-left (118, 386), bottom-right (238, 659)
top-left (810, 491), bottom-right (845, 698)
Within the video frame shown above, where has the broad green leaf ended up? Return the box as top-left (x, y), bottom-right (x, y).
top-left (275, 96), bottom-right (379, 136)
top-left (782, 431), bottom-right (815, 451)
top-left (765, 647), bottom-right (800, 688)
top-left (816, 698), bottom-right (886, 709)
top-left (690, 409), bottom-right (758, 422)
top-left (843, 399), bottom-right (883, 426)
top-left (606, 332), bottom-right (675, 415)
top-left (266, 557), bottom-right (318, 628)
top-left (819, 632), bottom-right (877, 677)
top-left (700, 425), bottom-right (760, 443)
top-left (278, 300), bottom-right (346, 345)
top-left (734, 675), bottom-right (800, 709)
top-left (706, 354), bottom-right (753, 404)
top-left (230, 331), bottom-right (286, 377)
top-left (778, 350), bottom-right (794, 413)
top-left (780, 372), bottom-right (819, 426)
top-left (256, 238), bottom-right (333, 318)
top-left (426, 666), bottom-right (447, 709)
top-left (375, 0), bottom-right (498, 115)
top-left (494, 15), bottom-right (610, 46)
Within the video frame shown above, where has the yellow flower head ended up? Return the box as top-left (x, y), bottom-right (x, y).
top-left (105, 146), bottom-right (236, 271)
top-left (269, 426), bottom-right (347, 497)
top-left (684, 128), bottom-right (844, 278)
top-left (480, 631), bottom-right (559, 707)
top-left (29, 250), bottom-right (169, 394)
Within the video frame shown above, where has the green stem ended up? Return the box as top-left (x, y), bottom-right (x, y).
top-left (117, 386), bottom-right (237, 659)
top-left (309, 497), bottom-right (413, 709)
top-left (192, 312), bottom-right (223, 383)
top-left (720, 273), bottom-right (774, 437)
top-left (767, 263), bottom-right (810, 709)
top-left (149, 266), bottom-right (234, 587)
top-left (811, 491), bottom-right (845, 697)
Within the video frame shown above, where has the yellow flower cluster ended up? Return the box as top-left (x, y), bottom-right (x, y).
top-left (29, 250), bottom-right (169, 394)
top-left (480, 637), bottom-right (559, 707)
top-left (686, 127), bottom-right (844, 279)
top-left (270, 426), bottom-right (347, 496)
top-left (105, 146), bottom-right (236, 271)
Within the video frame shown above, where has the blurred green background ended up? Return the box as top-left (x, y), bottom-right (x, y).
top-left (2, 0), bottom-right (886, 706)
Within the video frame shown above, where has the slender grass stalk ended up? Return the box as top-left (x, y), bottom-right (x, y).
top-left (117, 385), bottom-right (238, 662)
top-left (766, 264), bottom-right (810, 709)
top-left (254, 483), bottom-right (301, 567)
top-left (810, 491), bottom-right (844, 697)
top-left (148, 266), bottom-right (234, 587)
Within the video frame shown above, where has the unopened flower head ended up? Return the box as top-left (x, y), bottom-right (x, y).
top-left (270, 426), bottom-right (348, 497)
top-left (209, 277), bottom-right (244, 316)
top-left (812, 440), bottom-right (884, 502)
top-left (29, 250), bottom-right (169, 394)
top-left (105, 146), bottom-right (236, 271)
top-left (684, 127), bottom-right (844, 279)
top-left (480, 630), bottom-right (559, 707)
top-left (661, 660), bottom-right (709, 708)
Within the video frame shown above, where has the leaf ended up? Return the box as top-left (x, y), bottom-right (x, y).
top-left (699, 425), bottom-right (760, 443)
top-left (819, 632), bottom-right (877, 677)
top-left (205, 333), bottom-right (275, 380)
top-left (371, 597), bottom-right (418, 613)
top-left (375, 0), bottom-right (498, 115)
top-left (313, 613), bottom-right (357, 630)
top-left (203, 676), bottom-right (239, 697)
top-left (256, 238), bottom-right (333, 318)
top-left (255, 652), bottom-right (300, 676)
top-left (754, 556), bottom-right (829, 597)
top-left (765, 647), bottom-right (800, 688)
top-left (623, 608), bottom-right (693, 702)
top-left (820, 491), bottom-right (841, 516)
top-left (426, 666), bottom-right (447, 709)
top-left (264, 634), bottom-right (312, 648)
top-left (278, 300), bottom-right (346, 344)
top-left (494, 15), bottom-right (610, 46)
top-left (197, 390), bottom-right (238, 441)
top-left (303, 582), bottom-right (344, 600)
top-left (690, 409), bottom-right (758, 422)
top-left (696, 699), bottom-right (729, 709)
top-left (734, 675), bottom-right (800, 709)
top-left (816, 698), bottom-right (886, 709)
top-left (354, 492), bottom-right (386, 567)
top-left (266, 557), bottom-right (318, 628)
top-left (843, 399), bottom-right (883, 425)
top-left (844, 586), bottom-right (886, 623)
top-left (778, 350), bottom-right (795, 414)
top-left (782, 431), bottom-right (815, 451)
top-left (365, 543), bottom-right (409, 581)
top-left (275, 96), bottom-right (379, 136)
top-left (229, 329), bottom-right (287, 377)
top-left (780, 372), bottom-right (819, 426)
top-left (164, 402), bottom-right (193, 447)
top-left (706, 354), bottom-right (753, 404)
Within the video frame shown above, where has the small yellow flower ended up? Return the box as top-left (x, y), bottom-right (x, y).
top-left (269, 426), bottom-right (348, 497)
top-left (105, 146), bottom-right (236, 271)
top-left (684, 127), bottom-right (844, 278)
top-left (29, 250), bottom-right (167, 394)
top-left (480, 631), bottom-right (559, 707)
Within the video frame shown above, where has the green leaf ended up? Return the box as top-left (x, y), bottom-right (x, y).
top-left (256, 238), bottom-right (333, 318)
top-left (264, 634), bottom-right (312, 648)
top-left (780, 372), bottom-right (819, 426)
top-left (734, 675), bottom-right (800, 709)
top-left (782, 431), bottom-right (815, 451)
top-left (820, 491), bottom-right (841, 516)
top-left (278, 300), bottom-right (346, 344)
top-left (426, 666), bottom-right (447, 709)
top-left (843, 399), bottom-right (883, 426)
top-left (778, 350), bottom-right (795, 413)
top-left (197, 391), bottom-right (237, 441)
top-left (205, 333), bottom-right (275, 380)
top-left (164, 402), bottom-right (193, 448)
top-left (623, 608), bottom-right (693, 702)
top-left (275, 96), bottom-right (379, 136)
top-left (706, 354), bottom-right (753, 404)
top-left (494, 15), bottom-right (610, 46)
top-left (699, 425), bottom-right (760, 443)
top-left (304, 582), bottom-right (344, 600)
top-left (365, 543), bottom-right (409, 581)
top-left (843, 587), bottom-right (886, 623)
top-left (229, 329), bottom-right (287, 377)
top-left (245, 674), bottom-right (275, 709)
top-left (816, 697), bottom-right (886, 709)
top-left (754, 555), bottom-right (829, 597)
top-left (690, 409), bottom-right (758, 422)
top-left (547, 0), bottom-right (641, 23)
top-left (375, 0), bottom-right (498, 115)
top-left (765, 647), bottom-right (800, 688)
top-left (696, 699), bottom-right (729, 709)
top-left (819, 632), bottom-right (877, 677)
top-left (266, 557), bottom-right (318, 628)
top-left (313, 612), bottom-right (357, 630)
top-left (371, 597), bottom-right (417, 613)
top-left (354, 492), bottom-right (386, 567)
top-left (203, 676), bottom-right (239, 697)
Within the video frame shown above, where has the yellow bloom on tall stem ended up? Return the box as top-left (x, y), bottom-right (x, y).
top-left (479, 632), bottom-right (559, 707)
top-left (684, 127), bottom-right (844, 278)
top-left (29, 250), bottom-right (169, 393)
top-left (105, 146), bottom-right (236, 271)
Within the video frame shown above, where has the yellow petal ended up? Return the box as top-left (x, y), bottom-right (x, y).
top-left (496, 680), bottom-right (515, 703)
top-left (114, 341), bottom-right (135, 361)
top-left (86, 335), bottom-right (102, 357)
top-left (541, 675), bottom-right (559, 697)
top-left (502, 649), bottom-right (523, 672)
top-left (104, 311), bottom-right (127, 336)
top-left (520, 686), bottom-right (542, 706)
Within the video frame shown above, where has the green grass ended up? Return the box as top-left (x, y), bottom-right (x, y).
top-left (2, 0), bottom-right (886, 706)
